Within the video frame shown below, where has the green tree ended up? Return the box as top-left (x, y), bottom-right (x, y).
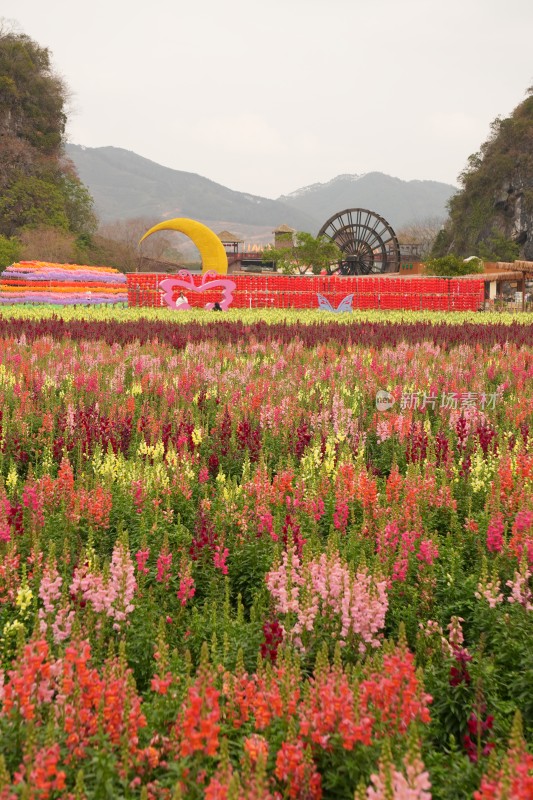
top-left (0, 25), bottom-right (67, 155)
top-left (0, 23), bottom-right (97, 239)
top-left (477, 230), bottom-right (520, 262)
top-left (425, 255), bottom-right (484, 276)
top-left (263, 231), bottom-right (342, 274)
top-left (58, 168), bottom-right (97, 234)
top-left (0, 235), bottom-right (22, 268)
top-left (0, 176), bottom-right (69, 235)
top-left (430, 227), bottom-right (453, 259)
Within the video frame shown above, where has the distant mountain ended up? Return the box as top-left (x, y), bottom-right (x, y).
top-left (65, 144), bottom-right (457, 239)
top-left (65, 144), bottom-right (318, 233)
top-left (277, 173), bottom-right (457, 231)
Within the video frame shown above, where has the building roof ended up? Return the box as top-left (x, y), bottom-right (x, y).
top-left (217, 230), bottom-right (243, 243)
top-left (382, 272), bottom-right (524, 281)
top-left (273, 224), bottom-right (296, 234)
top-left (453, 272), bottom-right (525, 281)
top-left (482, 271), bottom-right (528, 281)
top-left (495, 261), bottom-right (533, 275)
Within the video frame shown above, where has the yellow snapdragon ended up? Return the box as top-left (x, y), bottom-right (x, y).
top-left (15, 585), bottom-right (33, 614)
top-left (191, 427), bottom-right (203, 446)
top-left (6, 463), bottom-right (18, 491)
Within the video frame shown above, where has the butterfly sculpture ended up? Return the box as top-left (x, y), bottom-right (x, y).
top-left (159, 270), bottom-right (236, 310)
top-left (317, 293), bottom-right (354, 313)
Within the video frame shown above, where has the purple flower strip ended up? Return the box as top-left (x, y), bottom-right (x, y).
top-left (2, 270), bottom-right (126, 283)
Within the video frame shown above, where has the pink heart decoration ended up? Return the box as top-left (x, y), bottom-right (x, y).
top-left (159, 270), bottom-right (236, 310)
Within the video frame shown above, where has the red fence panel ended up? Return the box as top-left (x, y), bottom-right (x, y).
top-left (126, 274), bottom-right (486, 311)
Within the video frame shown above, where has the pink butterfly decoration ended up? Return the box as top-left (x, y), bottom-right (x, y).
top-left (159, 270), bottom-right (236, 310)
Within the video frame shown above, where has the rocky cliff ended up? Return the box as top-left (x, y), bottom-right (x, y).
top-left (434, 89), bottom-right (533, 260)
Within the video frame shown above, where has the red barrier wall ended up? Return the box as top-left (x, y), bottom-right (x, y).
top-left (126, 274), bottom-right (485, 312)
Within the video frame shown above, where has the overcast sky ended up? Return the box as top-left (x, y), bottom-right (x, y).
top-left (2, 0), bottom-right (533, 198)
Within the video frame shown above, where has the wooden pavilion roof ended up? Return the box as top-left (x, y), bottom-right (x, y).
top-left (495, 261), bottom-right (533, 276)
top-left (384, 272), bottom-right (526, 281)
top-left (273, 224), bottom-right (296, 233)
top-left (465, 272), bottom-right (525, 281)
top-left (217, 230), bottom-right (243, 244)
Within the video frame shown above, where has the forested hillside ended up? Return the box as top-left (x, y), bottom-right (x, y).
top-left (433, 88), bottom-right (533, 260)
top-left (0, 25), bottom-right (97, 264)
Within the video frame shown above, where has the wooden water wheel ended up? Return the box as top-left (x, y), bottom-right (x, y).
top-left (318, 208), bottom-right (401, 275)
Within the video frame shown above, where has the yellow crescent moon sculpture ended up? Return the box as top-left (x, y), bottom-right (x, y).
top-left (139, 218), bottom-right (228, 275)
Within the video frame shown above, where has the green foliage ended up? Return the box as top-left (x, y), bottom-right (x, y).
top-left (430, 227), bottom-right (454, 259)
top-left (477, 231), bottom-right (520, 262)
top-left (439, 89), bottom-right (533, 258)
top-left (0, 176), bottom-right (69, 236)
top-left (425, 742), bottom-right (482, 800)
top-left (59, 170), bottom-right (98, 235)
top-left (0, 25), bottom-right (98, 240)
top-left (0, 235), bottom-right (22, 268)
top-left (0, 161), bottom-right (97, 240)
top-left (0, 29), bottom-right (66, 155)
top-left (425, 255), bottom-right (483, 276)
top-left (263, 231), bottom-right (342, 274)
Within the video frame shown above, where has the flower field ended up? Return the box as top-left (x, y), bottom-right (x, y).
top-left (0, 306), bottom-right (531, 799)
top-left (0, 263), bottom-right (128, 306)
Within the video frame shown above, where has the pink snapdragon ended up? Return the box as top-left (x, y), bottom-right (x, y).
top-left (417, 539), bottom-right (439, 565)
top-left (509, 509), bottom-right (533, 565)
top-left (392, 557), bottom-right (409, 582)
top-left (156, 550), bottom-right (172, 586)
top-left (506, 563), bottom-right (533, 611)
top-left (198, 466), bottom-right (209, 483)
top-left (213, 545), bottom-right (229, 575)
top-left (376, 419), bottom-right (392, 443)
top-left (108, 542), bottom-right (136, 628)
top-left (266, 545), bottom-right (303, 615)
top-left (135, 548), bottom-right (150, 575)
top-left (0, 488), bottom-right (12, 542)
top-left (486, 513), bottom-right (504, 553)
top-left (308, 497), bottom-right (325, 522)
top-left (258, 510), bottom-right (275, 539)
top-left (333, 500), bottom-right (349, 532)
top-left (512, 509), bottom-right (533, 534)
top-left (367, 749), bottom-right (431, 800)
top-left (131, 479), bottom-right (145, 514)
top-left (447, 616), bottom-right (465, 648)
top-left (177, 575), bottom-right (196, 606)
top-left (38, 563), bottom-right (63, 617)
top-left (69, 542), bottom-right (136, 630)
top-left (475, 576), bottom-right (504, 608)
top-left (70, 564), bottom-right (106, 612)
top-left (377, 521), bottom-right (400, 559)
top-left (22, 484), bottom-right (45, 528)
top-left (38, 562), bottom-right (64, 639)
top-left (266, 548), bottom-right (388, 651)
top-left (51, 605), bottom-right (76, 643)
top-left (176, 557), bottom-right (196, 606)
